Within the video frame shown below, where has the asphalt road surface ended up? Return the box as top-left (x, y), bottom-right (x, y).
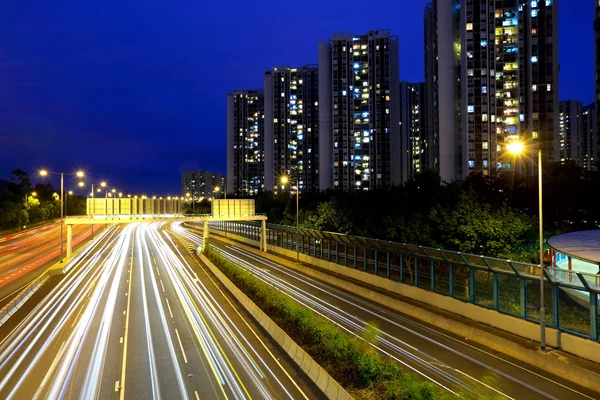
top-left (0, 222), bottom-right (320, 399)
top-left (176, 224), bottom-right (600, 400)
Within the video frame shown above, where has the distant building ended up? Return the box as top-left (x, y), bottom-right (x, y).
top-left (227, 89), bottom-right (265, 197)
top-left (424, 0), bottom-right (464, 182)
top-left (582, 104), bottom-right (597, 171)
top-left (424, 0), bottom-right (559, 179)
top-left (400, 82), bottom-right (426, 180)
top-left (181, 171), bottom-right (225, 200)
top-left (318, 29), bottom-right (401, 191)
top-left (559, 101), bottom-right (583, 166)
top-left (264, 65), bottom-right (319, 193)
top-left (594, 1), bottom-right (600, 170)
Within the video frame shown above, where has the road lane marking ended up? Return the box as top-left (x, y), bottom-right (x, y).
top-left (119, 237), bottom-right (135, 400)
top-left (114, 381), bottom-right (120, 392)
top-left (156, 266), bottom-right (161, 276)
top-left (175, 328), bottom-right (188, 363)
top-left (160, 279), bottom-right (166, 292)
top-left (194, 390), bottom-right (200, 400)
top-left (120, 337), bottom-right (123, 344)
top-left (166, 298), bottom-right (174, 318)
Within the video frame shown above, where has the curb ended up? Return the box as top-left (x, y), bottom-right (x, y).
top-left (0, 273), bottom-right (49, 326)
top-left (199, 252), bottom-right (353, 400)
top-left (210, 231), bottom-right (600, 395)
top-left (0, 232), bottom-right (99, 328)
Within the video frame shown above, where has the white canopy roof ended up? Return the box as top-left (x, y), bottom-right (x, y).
top-left (548, 230), bottom-right (600, 264)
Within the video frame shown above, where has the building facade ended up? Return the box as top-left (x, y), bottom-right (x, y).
top-left (558, 100), bottom-right (583, 166)
top-left (264, 65), bottom-right (319, 193)
top-left (582, 103), bottom-right (597, 171)
top-left (424, 0), bottom-right (464, 182)
top-left (318, 30), bottom-right (401, 191)
top-left (425, 0), bottom-right (559, 179)
top-left (181, 171), bottom-right (226, 200)
top-left (226, 89), bottom-right (265, 197)
top-left (595, 0), bottom-right (600, 170)
top-left (400, 82), bottom-right (426, 180)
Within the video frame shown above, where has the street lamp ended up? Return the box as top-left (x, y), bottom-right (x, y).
top-left (508, 141), bottom-right (545, 349)
top-left (39, 169), bottom-right (85, 262)
top-left (66, 190), bottom-right (74, 217)
top-left (281, 176), bottom-right (299, 260)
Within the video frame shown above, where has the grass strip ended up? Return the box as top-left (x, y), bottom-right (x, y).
top-left (205, 246), bottom-right (444, 400)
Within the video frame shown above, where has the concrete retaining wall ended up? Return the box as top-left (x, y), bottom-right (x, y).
top-left (207, 229), bottom-right (600, 393)
top-left (199, 252), bottom-right (352, 400)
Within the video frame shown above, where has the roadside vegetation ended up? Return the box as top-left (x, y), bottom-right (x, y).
top-left (205, 246), bottom-right (446, 400)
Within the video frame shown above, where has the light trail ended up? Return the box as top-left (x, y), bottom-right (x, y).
top-left (175, 223), bottom-right (595, 400)
top-left (0, 223), bottom-right (313, 399)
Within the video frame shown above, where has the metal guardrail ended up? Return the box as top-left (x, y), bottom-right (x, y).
top-left (207, 220), bottom-right (600, 343)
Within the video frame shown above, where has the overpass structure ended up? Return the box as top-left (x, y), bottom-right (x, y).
top-left (64, 199), bottom-right (267, 257)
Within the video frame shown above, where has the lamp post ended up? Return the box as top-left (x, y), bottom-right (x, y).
top-left (66, 190), bottom-right (73, 217)
top-left (507, 142), bottom-right (545, 349)
top-left (281, 176), bottom-right (299, 260)
top-left (20, 192), bottom-right (37, 231)
top-left (40, 169), bottom-right (85, 263)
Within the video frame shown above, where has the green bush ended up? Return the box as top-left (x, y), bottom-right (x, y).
top-left (205, 247), bottom-right (442, 399)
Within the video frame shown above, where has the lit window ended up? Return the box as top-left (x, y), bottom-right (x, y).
top-left (532, 84), bottom-right (537, 92)
top-left (468, 160), bottom-right (475, 168)
top-left (547, 84), bottom-right (552, 92)
top-left (482, 86), bottom-right (487, 94)
top-left (467, 23), bottom-right (473, 31)
top-left (532, 9), bottom-right (538, 17)
top-left (533, 131), bottom-right (539, 139)
top-left (483, 160), bottom-right (488, 168)
top-left (482, 114), bottom-right (488, 122)
top-left (482, 142), bottom-right (489, 150)
top-left (531, 56), bottom-right (538, 63)
top-left (468, 105), bottom-right (475, 113)
top-left (481, 40), bottom-right (487, 47)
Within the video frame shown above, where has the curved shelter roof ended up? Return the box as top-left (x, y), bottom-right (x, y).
top-left (548, 230), bottom-right (600, 265)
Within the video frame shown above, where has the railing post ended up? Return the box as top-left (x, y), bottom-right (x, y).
top-left (591, 293), bottom-right (599, 342)
top-left (363, 247), bottom-right (368, 272)
top-left (430, 260), bottom-right (435, 292)
top-left (493, 272), bottom-right (499, 311)
top-left (552, 283), bottom-right (559, 329)
top-left (353, 245), bottom-right (357, 268)
top-left (344, 243), bottom-right (348, 266)
top-left (374, 249), bottom-right (379, 275)
top-left (386, 252), bottom-right (391, 279)
top-left (520, 278), bottom-right (527, 318)
top-left (400, 255), bottom-right (404, 283)
top-left (449, 263), bottom-right (455, 297)
top-left (469, 267), bottom-right (476, 303)
top-left (320, 239), bottom-right (324, 259)
top-left (300, 234), bottom-right (304, 254)
top-left (414, 257), bottom-right (419, 287)
top-left (327, 240), bottom-right (332, 262)
top-left (335, 243), bottom-right (339, 264)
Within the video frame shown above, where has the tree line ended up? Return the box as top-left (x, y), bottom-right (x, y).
top-left (255, 162), bottom-right (600, 263)
top-left (0, 169), bottom-right (87, 231)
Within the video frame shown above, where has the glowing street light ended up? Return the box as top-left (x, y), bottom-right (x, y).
top-left (281, 175), bottom-right (299, 260)
top-left (508, 141), bottom-right (546, 349)
top-left (38, 169), bottom-right (85, 262)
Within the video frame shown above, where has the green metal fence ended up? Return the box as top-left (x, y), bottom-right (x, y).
top-left (209, 221), bottom-right (600, 343)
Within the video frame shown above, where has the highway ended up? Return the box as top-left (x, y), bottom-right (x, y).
top-left (0, 222), bottom-right (320, 399)
top-left (0, 221), bottom-right (101, 307)
top-left (176, 224), bottom-right (600, 400)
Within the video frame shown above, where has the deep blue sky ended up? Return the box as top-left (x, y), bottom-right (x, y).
top-left (0, 0), bottom-right (593, 194)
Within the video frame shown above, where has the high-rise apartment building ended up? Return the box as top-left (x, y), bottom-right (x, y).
top-left (425, 0), bottom-right (559, 179)
top-left (181, 171), bottom-right (225, 200)
top-left (558, 100), bottom-right (583, 166)
top-left (318, 30), bottom-right (401, 191)
top-left (226, 89), bottom-right (265, 197)
top-left (595, 0), bottom-right (600, 170)
top-left (424, 0), bottom-right (464, 182)
top-left (400, 82), bottom-right (426, 180)
top-left (582, 103), bottom-right (597, 171)
top-left (264, 65), bottom-right (319, 193)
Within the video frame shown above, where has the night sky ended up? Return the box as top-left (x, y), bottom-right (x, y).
top-left (0, 0), bottom-right (593, 194)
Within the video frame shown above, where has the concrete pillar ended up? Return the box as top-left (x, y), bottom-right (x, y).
top-left (261, 219), bottom-right (267, 252)
top-left (66, 224), bottom-right (73, 258)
